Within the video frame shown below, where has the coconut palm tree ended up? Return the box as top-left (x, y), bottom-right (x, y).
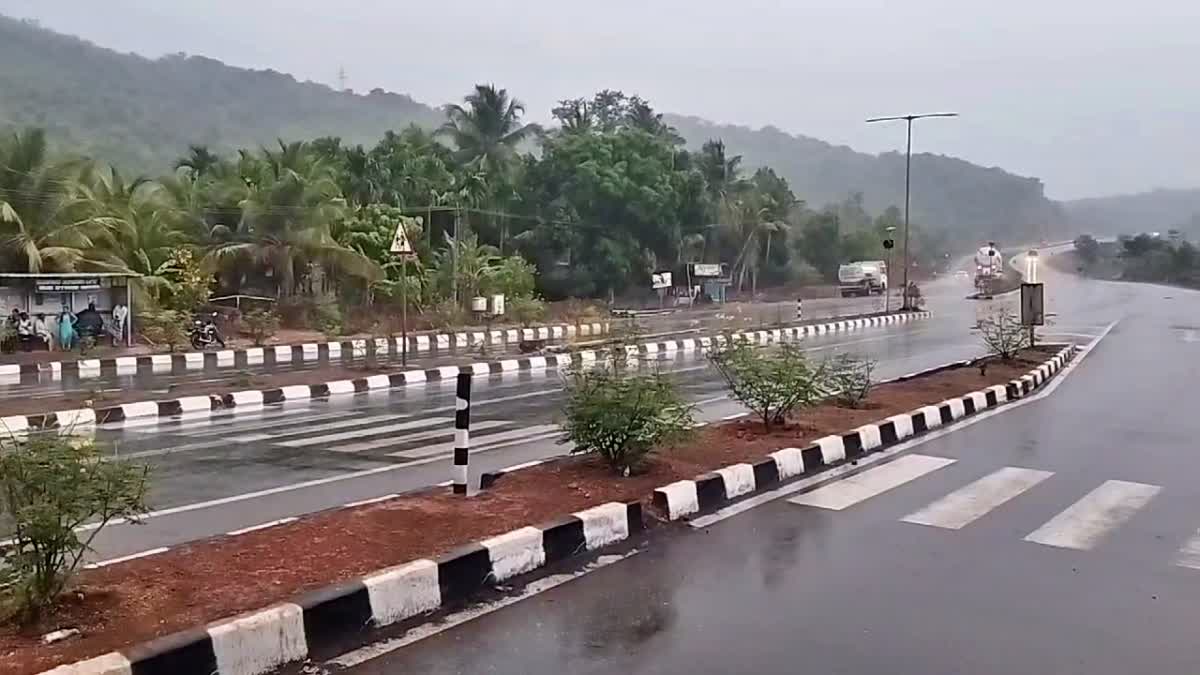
top-left (175, 145), bottom-right (222, 180)
top-left (203, 141), bottom-right (380, 297)
top-left (0, 128), bottom-right (120, 272)
top-left (439, 84), bottom-right (540, 178)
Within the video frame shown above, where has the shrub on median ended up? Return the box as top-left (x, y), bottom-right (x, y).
top-left (826, 353), bottom-right (876, 408)
top-left (977, 307), bottom-right (1029, 360)
top-left (561, 363), bottom-right (695, 476)
top-left (0, 434), bottom-right (149, 622)
top-left (708, 341), bottom-right (828, 430)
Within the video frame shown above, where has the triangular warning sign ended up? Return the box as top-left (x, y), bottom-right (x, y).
top-left (390, 222), bottom-right (414, 254)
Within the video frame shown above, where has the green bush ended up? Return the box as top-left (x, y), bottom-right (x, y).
top-left (311, 301), bottom-right (343, 339)
top-left (708, 341), bottom-right (828, 430)
top-left (825, 353), bottom-right (876, 408)
top-left (508, 296), bottom-right (546, 327)
top-left (138, 309), bottom-right (189, 352)
top-left (561, 364), bottom-right (694, 475)
top-left (241, 309), bottom-right (280, 346)
top-left (0, 435), bottom-right (149, 622)
top-left (977, 308), bottom-right (1029, 360)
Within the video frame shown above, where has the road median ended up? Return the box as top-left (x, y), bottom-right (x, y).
top-left (0, 311), bottom-right (931, 433)
top-left (6, 334), bottom-right (1084, 675)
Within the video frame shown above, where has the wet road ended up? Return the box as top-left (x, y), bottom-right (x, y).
top-left (65, 276), bottom-right (1002, 560)
top-left (336, 260), bottom-right (1200, 674)
top-left (0, 295), bottom-right (885, 401)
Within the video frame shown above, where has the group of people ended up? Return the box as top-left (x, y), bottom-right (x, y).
top-left (4, 303), bottom-right (127, 352)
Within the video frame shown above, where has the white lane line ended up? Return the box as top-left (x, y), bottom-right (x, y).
top-left (342, 493), bottom-right (400, 509)
top-left (1024, 480), bottom-right (1161, 551)
top-left (227, 413), bottom-right (418, 443)
top-left (901, 467), bottom-right (1053, 530)
top-left (331, 420), bottom-right (510, 454)
top-left (389, 425), bottom-right (559, 459)
top-left (327, 551), bottom-right (638, 668)
top-left (721, 412), bottom-right (748, 420)
top-left (279, 418), bottom-right (446, 448)
top-left (1174, 530), bottom-right (1200, 570)
top-left (226, 517), bottom-right (299, 536)
top-left (84, 547), bottom-right (169, 569)
top-left (787, 454), bottom-right (955, 510)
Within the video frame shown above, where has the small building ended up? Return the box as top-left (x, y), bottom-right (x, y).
top-left (0, 272), bottom-right (139, 346)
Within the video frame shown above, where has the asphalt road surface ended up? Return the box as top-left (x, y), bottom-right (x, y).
top-left (0, 293), bottom-right (882, 402)
top-left (56, 277), bottom-right (979, 561)
top-left (332, 255), bottom-right (1200, 674)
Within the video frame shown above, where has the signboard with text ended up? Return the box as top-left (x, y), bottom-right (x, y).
top-left (691, 263), bottom-right (722, 278)
top-left (35, 277), bottom-right (101, 293)
top-left (651, 272), bottom-right (673, 290)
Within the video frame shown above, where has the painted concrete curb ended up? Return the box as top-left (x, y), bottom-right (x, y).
top-left (0, 323), bottom-right (609, 379)
top-left (0, 311), bottom-right (931, 434)
top-left (38, 501), bottom-right (643, 675)
top-left (652, 344), bottom-right (1077, 521)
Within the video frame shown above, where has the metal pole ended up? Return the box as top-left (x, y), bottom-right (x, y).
top-left (125, 281), bottom-right (133, 347)
top-left (452, 208), bottom-right (460, 307)
top-left (401, 255), bottom-right (408, 367)
top-left (902, 118), bottom-right (912, 310)
top-left (453, 372), bottom-right (471, 495)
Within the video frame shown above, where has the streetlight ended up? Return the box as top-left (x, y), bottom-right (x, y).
top-left (865, 112), bottom-right (958, 309)
top-left (883, 226), bottom-right (896, 313)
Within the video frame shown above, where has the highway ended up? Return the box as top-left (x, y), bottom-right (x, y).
top-left (68, 266), bottom-right (1117, 566)
top-left (327, 253), bottom-right (1200, 675)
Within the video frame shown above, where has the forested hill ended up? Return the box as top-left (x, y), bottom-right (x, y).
top-left (665, 115), bottom-right (1064, 242)
top-left (1064, 189), bottom-right (1200, 237)
top-left (1, 13), bottom-right (1063, 239)
top-left (0, 16), bottom-right (442, 172)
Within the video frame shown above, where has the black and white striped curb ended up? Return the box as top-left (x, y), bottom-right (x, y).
top-left (0, 311), bottom-right (931, 433)
top-left (653, 344), bottom-right (1076, 520)
top-left (42, 501), bottom-right (642, 675)
top-left (0, 323), bottom-right (609, 378)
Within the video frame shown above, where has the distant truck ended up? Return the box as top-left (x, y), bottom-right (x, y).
top-left (837, 260), bottom-right (888, 297)
top-left (973, 242), bottom-right (1005, 298)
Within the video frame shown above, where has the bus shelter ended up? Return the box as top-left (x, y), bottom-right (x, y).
top-left (0, 272), bottom-right (139, 347)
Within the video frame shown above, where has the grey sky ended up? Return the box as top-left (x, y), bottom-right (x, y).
top-left (5, 0), bottom-right (1199, 200)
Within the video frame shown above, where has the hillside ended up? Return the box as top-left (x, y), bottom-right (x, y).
top-left (1064, 188), bottom-right (1200, 237)
top-left (0, 16), bottom-right (442, 173)
top-left (665, 115), bottom-right (1064, 243)
top-left (1, 13), bottom-right (1064, 240)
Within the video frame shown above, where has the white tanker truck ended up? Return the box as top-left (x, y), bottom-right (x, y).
top-left (973, 242), bottom-right (1004, 298)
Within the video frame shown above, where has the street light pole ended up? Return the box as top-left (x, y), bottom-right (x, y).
top-left (866, 112), bottom-right (958, 309)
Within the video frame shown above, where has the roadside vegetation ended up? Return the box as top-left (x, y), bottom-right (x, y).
top-left (1073, 232), bottom-right (1200, 288)
top-left (1, 86), bottom-right (955, 344)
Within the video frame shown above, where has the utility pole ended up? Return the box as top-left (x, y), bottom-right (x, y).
top-left (336, 66), bottom-right (348, 92)
top-left (452, 207), bottom-right (461, 306)
top-left (866, 112), bottom-right (958, 309)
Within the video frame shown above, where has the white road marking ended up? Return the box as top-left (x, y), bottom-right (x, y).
top-left (224, 412), bottom-right (403, 442)
top-left (331, 420), bottom-right (509, 454)
top-left (327, 551), bottom-right (638, 668)
top-left (721, 412), bottom-right (748, 420)
top-left (342, 493), bottom-right (400, 509)
top-left (84, 546), bottom-right (169, 569)
top-left (1024, 480), bottom-right (1161, 550)
top-left (389, 425), bottom-right (559, 459)
top-left (787, 454), bottom-right (955, 510)
top-left (226, 517), bottom-right (298, 536)
top-left (901, 467), bottom-right (1053, 530)
top-left (1174, 530), bottom-right (1200, 570)
top-left (279, 418), bottom-right (446, 447)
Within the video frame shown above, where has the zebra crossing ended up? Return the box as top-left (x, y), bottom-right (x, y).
top-left (788, 454), bottom-right (1200, 569)
top-left (116, 407), bottom-right (561, 462)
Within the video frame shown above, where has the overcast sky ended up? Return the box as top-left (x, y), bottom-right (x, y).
top-left (5, 0), bottom-right (1199, 200)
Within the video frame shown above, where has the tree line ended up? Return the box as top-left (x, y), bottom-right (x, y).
top-left (0, 85), bottom-right (953, 321)
top-left (1074, 232), bottom-right (1200, 287)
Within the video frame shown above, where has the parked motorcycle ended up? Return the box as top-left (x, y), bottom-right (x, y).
top-left (189, 313), bottom-right (226, 349)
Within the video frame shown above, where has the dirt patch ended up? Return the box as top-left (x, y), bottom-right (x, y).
top-left (0, 347), bottom-right (1060, 674)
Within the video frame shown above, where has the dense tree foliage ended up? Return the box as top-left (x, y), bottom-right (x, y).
top-left (1, 15), bottom-right (1063, 251)
top-left (1073, 232), bottom-right (1200, 288)
top-left (1, 80), bottom-right (961, 313)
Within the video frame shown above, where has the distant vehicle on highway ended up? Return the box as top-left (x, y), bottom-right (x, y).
top-left (838, 260), bottom-right (888, 297)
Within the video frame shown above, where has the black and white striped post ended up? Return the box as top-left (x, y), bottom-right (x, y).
top-left (453, 372), bottom-right (471, 495)
top-left (795, 297), bottom-right (803, 322)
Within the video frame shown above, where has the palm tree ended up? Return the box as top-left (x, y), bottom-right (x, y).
top-left (203, 141), bottom-right (380, 297)
top-left (0, 128), bottom-right (119, 272)
top-left (175, 145), bottom-right (221, 180)
top-left (439, 84), bottom-right (541, 177)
